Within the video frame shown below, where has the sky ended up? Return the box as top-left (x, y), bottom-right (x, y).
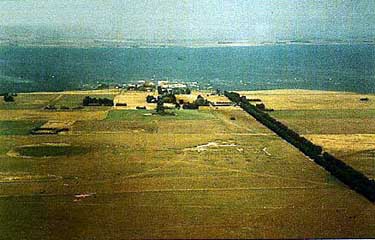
top-left (0, 0), bottom-right (374, 41)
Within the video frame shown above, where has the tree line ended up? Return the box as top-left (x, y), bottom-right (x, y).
top-left (82, 96), bottom-right (113, 106)
top-left (225, 91), bottom-right (375, 202)
top-left (2, 93), bottom-right (17, 102)
top-left (147, 94), bottom-right (210, 111)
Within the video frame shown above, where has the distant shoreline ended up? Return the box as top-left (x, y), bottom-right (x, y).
top-left (1, 40), bottom-right (374, 49)
top-left (1, 44), bottom-right (374, 95)
top-left (14, 88), bottom-right (375, 96)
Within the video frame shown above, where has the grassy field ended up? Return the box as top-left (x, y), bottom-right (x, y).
top-left (0, 120), bottom-right (45, 135)
top-left (241, 89), bottom-right (375, 179)
top-left (114, 91), bottom-right (157, 109)
top-left (0, 94), bottom-right (56, 110)
top-left (239, 89), bottom-right (375, 110)
top-left (0, 89), bottom-right (374, 239)
top-left (106, 109), bottom-right (216, 121)
top-left (15, 144), bottom-right (88, 158)
top-left (270, 109), bottom-right (375, 119)
top-left (269, 110), bottom-right (375, 134)
top-left (305, 134), bottom-right (375, 179)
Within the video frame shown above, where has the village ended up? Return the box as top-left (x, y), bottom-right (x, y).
top-left (2, 80), bottom-right (241, 135)
top-left (1, 82), bottom-right (375, 239)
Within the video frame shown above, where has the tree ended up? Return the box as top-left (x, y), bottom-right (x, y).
top-left (157, 86), bottom-right (165, 95)
top-left (3, 95), bottom-right (14, 102)
top-left (195, 95), bottom-right (209, 106)
top-left (83, 96), bottom-right (113, 106)
top-left (183, 102), bottom-right (198, 109)
top-left (156, 99), bottom-right (165, 113)
top-left (146, 95), bottom-right (157, 103)
top-left (83, 96), bottom-right (91, 106)
top-left (175, 103), bottom-right (181, 110)
top-left (162, 94), bottom-right (177, 104)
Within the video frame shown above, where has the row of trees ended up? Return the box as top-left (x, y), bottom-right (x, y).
top-left (82, 96), bottom-right (113, 106)
top-left (182, 95), bottom-right (211, 109)
top-left (3, 95), bottom-right (15, 102)
top-left (225, 91), bottom-right (375, 202)
top-left (227, 92), bottom-right (322, 156)
top-left (146, 95), bottom-right (158, 103)
top-left (2, 93), bottom-right (17, 102)
top-left (147, 94), bottom-right (210, 111)
top-left (319, 153), bottom-right (375, 201)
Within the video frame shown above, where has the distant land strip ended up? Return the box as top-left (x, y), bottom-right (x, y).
top-left (224, 91), bottom-right (375, 203)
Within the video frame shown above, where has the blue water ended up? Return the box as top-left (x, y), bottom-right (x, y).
top-left (0, 44), bottom-right (374, 93)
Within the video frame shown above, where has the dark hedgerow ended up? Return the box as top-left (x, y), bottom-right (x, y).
top-left (82, 96), bottom-right (114, 106)
top-left (225, 91), bottom-right (375, 202)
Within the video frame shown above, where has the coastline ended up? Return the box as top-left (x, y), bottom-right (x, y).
top-left (1, 40), bottom-right (374, 49)
top-left (13, 88), bottom-right (375, 97)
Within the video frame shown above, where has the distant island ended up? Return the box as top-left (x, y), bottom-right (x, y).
top-left (1, 37), bottom-right (375, 49)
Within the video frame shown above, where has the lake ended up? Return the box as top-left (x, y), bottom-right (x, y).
top-left (0, 44), bottom-right (374, 93)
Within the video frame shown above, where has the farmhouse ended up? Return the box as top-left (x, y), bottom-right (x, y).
top-left (211, 101), bottom-right (234, 107)
top-left (127, 81), bottom-right (155, 92)
top-left (157, 81), bottom-right (191, 94)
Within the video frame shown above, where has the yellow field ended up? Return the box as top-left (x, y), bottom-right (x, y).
top-left (114, 91), bottom-right (157, 109)
top-left (306, 134), bottom-right (375, 179)
top-left (0, 89), bottom-right (375, 239)
top-left (0, 109), bottom-right (109, 121)
top-left (240, 89), bottom-right (375, 180)
top-left (239, 89), bottom-right (375, 110)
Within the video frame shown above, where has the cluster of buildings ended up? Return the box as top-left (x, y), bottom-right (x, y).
top-left (125, 80), bottom-right (193, 95)
top-left (157, 81), bottom-right (191, 94)
top-left (127, 80), bottom-right (156, 92)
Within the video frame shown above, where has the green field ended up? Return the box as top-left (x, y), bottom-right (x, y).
top-left (0, 120), bottom-right (45, 135)
top-left (0, 89), bottom-right (375, 239)
top-left (106, 109), bottom-right (216, 121)
top-left (0, 94), bottom-right (56, 110)
top-left (16, 145), bottom-right (88, 158)
top-left (271, 109), bottom-right (375, 120)
top-left (269, 110), bottom-right (375, 134)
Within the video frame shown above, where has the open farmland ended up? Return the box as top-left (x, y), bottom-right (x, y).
top-left (0, 94), bottom-right (57, 110)
top-left (241, 89), bottom-right (375, 179)
top-left (0, 90), bottom-right (375, 239)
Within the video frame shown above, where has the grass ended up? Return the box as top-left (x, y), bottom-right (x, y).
top-left (269, 109), bottom-right (375, 134)
top-left (305, 134), bottom-right (375, 179)
top-left (240, 89), bottom-right (375, 110)
top-left (16, 145), bottom-right (88, 158)
top-left (0, 120), bottom-right (45, 135)
top-left (241, 89), bottom-right (375, 179)
top-left (0, 109), bottom-right (109, 121)
top-left (106, 109), bottom-right (216, 121)
top-left (72, 120), bottom-right (158, 133)
top-left (0, 94), bottom-right (56, 110)
top-left (1, 89), bottom-right (375, 239)
top-left (271, 109), bottom-right (375, 119)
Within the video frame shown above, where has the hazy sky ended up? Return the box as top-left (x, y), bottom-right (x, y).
top-left (0, 0), bottom-right (374, 40)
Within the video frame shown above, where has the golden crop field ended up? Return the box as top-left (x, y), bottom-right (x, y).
top-left (239, 89), bottom-right (375, 110)
top-left (240, 89), bottom-right (375, 179)
top-left (0, 89), bottom-right (374, 239)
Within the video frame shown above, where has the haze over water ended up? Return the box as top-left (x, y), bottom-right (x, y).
top-left (1, 1), bottom-right (374, 93)
top-left (0, 44), bottom-right (374, 93)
